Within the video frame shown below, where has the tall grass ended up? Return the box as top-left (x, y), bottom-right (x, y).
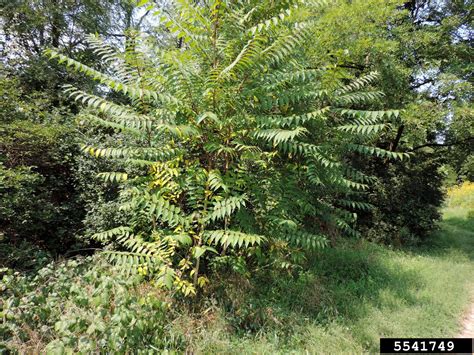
top-left (446, 182), bottom-right (474, 207)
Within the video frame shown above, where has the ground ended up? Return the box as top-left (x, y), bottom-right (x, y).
top-left (459, 302), bottom-right (474, 338)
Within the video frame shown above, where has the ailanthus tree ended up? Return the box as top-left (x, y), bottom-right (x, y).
top-left (45, 0), bottom-right (406, 295)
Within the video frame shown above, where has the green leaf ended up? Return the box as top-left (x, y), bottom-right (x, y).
top-left (136, 0), bottom-right (149, 7)
top-left (196, 112), bottom-right (219, 125)
top-left (193, 246), bottom-right (206, 259)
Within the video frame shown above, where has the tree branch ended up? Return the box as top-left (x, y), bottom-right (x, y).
top-left (390, 125), bottom-right (405, 151)
top-left (337, 62), bottom-right (366, 71)
top-left (410, 78), bottom-right (435, 89)
top-left (407, 137), bottom-right (474, 152)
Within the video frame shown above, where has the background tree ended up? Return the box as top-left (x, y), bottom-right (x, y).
top-left (0, 0), bottom-right (158, 249)
top-left (304, 0), bottom-right (472, 243)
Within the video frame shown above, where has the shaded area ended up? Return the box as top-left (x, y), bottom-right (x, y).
top-left (198, 211), bottom-right (474, 353)
top-left (419, 208), bottom-right (474, 261)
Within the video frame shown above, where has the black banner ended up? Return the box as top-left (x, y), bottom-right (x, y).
top-left (380, 338), bottom-right (473, 353)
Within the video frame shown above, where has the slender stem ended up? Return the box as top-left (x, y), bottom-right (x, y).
top-left (194, 165), bottom-right (212, 288)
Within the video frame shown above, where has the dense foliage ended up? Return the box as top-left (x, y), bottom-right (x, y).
top-left (306, 0), bottom-right (472, 243)
top-left (0, 0), bottom-right (154, 251)
top-left (0, 111), bottom-right (83, 250)
top-left (1, 257), bottom-right (178, 353)
top-left (357, 152), bottom-right (445, 245)
top-left (0, 0), bottom-right (472, 352)
top-left (44, 0), bottom-right (411, 295)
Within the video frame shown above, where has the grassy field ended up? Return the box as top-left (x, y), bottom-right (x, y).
top-left (184, 206), bottom-right (474, 353)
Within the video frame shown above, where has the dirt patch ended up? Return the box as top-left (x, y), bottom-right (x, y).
top-left (459, 301), bottom-right (474, 338)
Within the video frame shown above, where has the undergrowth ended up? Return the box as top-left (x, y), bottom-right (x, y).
top-left (2, 210), bottom-right (473, 353)
top-left (2, 188), bottom-right (473, 353)
top-left (1, 256), bottom-right (181, 353)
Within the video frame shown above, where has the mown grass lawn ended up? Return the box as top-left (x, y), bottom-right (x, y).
top-left (188, 208), bottom-right (474, 353)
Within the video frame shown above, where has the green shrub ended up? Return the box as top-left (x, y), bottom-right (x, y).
top-left (0, 121), bottom-right (84, 251)
top-left (0, 240), bottom-right (52, 271)
top-left (72, 124), bottom-right (138, 239)
top-left (0, 164), bottom-right (45, 237)
top-left (357, 152), bottom-right (444, 245)
top-left (460, 155), bottom-right (474, 181)
top-left (1, 256), bottom-right (182, 353)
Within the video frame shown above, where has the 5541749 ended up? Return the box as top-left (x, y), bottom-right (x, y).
top-left (380, 338), bottom-right (473, 353)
